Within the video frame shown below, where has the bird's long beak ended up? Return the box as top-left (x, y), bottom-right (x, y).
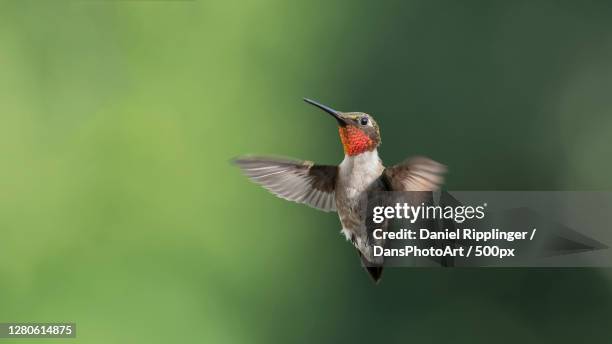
top-left (303, 98), bottom-right (347, 126)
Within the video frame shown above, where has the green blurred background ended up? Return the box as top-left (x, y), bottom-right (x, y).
top-left (1, 0), bottom-right (612, 343)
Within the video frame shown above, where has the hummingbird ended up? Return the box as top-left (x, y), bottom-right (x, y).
top-left (234, 99), bottom-right (446, 283)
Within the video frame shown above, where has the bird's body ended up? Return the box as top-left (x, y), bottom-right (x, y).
top-left (336, 150), bottom-right (385, 264)
top-left (234, 99), bottom-right (446, 283)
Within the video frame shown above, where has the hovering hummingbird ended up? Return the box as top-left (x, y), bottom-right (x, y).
top-left (234, 99), bottom-right (446, 283)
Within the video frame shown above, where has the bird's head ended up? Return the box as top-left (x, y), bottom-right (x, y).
top-left (304, 98), bottom-right (381, 156)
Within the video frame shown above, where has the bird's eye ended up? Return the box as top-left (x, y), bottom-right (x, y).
top-left (360, 117), bottom-right (368, 125)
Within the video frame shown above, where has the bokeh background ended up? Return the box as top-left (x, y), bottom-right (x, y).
top-left (1, 0), bottom-right (612, 343)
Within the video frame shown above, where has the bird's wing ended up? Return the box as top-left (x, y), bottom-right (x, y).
top-left (383, 156), bottom-right (447, 191)
top-left (233, 156), bottom-right (337, 212)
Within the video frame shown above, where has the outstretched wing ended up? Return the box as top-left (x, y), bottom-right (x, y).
top-left (383, 156), bottom-right (447, 191)
top-left (233, 156), bottom-right (338, 212)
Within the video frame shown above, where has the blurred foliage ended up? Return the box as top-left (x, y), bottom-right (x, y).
top-left (1, 1), bottom-right (612, 343)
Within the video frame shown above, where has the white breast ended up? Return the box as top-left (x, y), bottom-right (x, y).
top-left (337, 150), bottom-right (384, 195)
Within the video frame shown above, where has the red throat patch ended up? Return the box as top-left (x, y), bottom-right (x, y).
top-left (338, 126), bottom-right (375, 156)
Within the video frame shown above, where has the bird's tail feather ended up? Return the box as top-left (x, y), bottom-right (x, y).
top-left (359, 253), bottom-right (383, 284)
